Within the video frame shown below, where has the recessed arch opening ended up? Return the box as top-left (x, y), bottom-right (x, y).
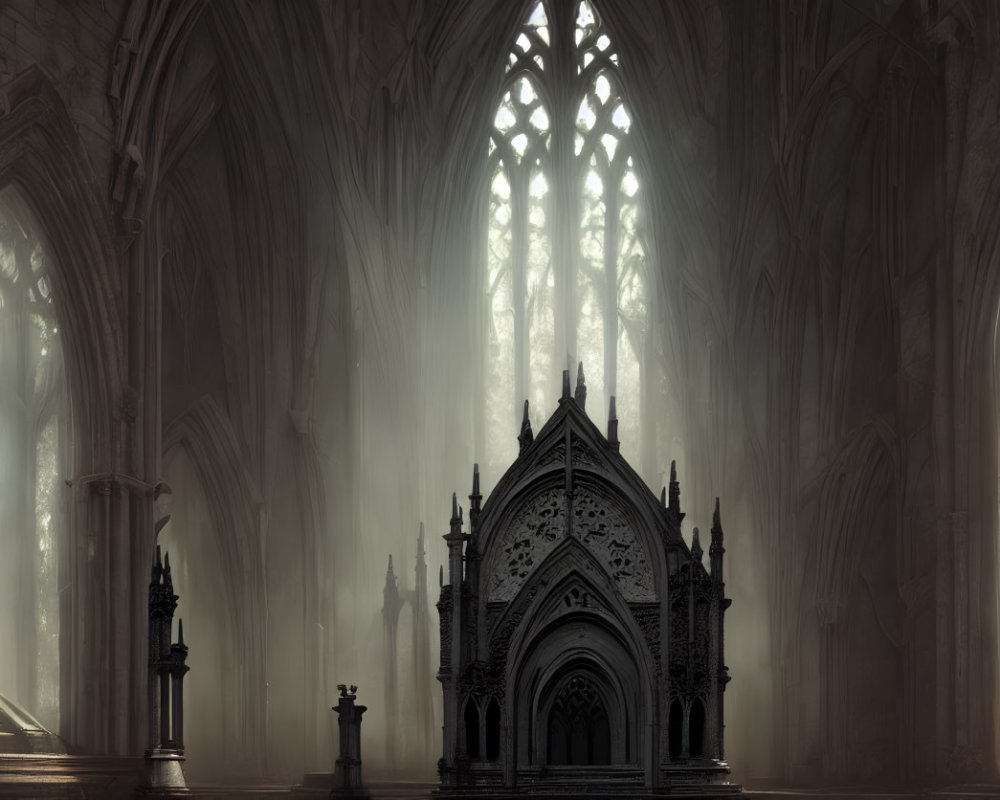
top-left (464, 697), bottom-right (481, 759)
top-left (0, 185), bottom-right (67, 737)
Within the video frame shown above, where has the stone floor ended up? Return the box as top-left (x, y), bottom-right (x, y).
top-left (187, 784), bottom-right (1000, 800)
top-left (2, 758), bottom-right (1000, 800)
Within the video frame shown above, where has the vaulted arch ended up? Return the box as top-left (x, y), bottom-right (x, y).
top-left (0, 66), bottom-right (133, 753)
top-left (163, 394), bottom-right (267, 771)
top-left (0, 67), bottom-right (124, 471)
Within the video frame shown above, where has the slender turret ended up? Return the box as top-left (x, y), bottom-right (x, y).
top-left (709, 496), bottom-right (731, 761)
top-left (710, 497), bottom-right (725, 582)
top-left (607, 396), bottom-right (619, 450)
top-left (382, 554), bottom-right (401, 763)
top-left (143, 544), bottom-right (188, 792)
top-left (441, 493), bottom-right (466, 773)
top-left (169, 619), bottom-right (189, 751)
top-left (575, 362), bottom-right (587, 409)
top-left (518, 401), bottom-right (534, 454)
top-left (691, 527), bottom-right (703, 564)
top-left (383, 555), bottom-right (399, 611)
top-left (416, 524), bottom-right (427, 601)
top-left (469, 464), bottom-right (482, 532)
top-left (413, 523), bottom-right (434, 764)
top-left (669, 460), bottom-right (684, 522)
top-left (446, 494), bottom-right (465, 586)
top-left (466, 467), bottom-right (481, 598)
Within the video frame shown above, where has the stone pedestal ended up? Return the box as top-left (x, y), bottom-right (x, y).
top-left (135, 548), bottom-right (190, 798)
top-left (331, 685), bottom-right (369, 800)
top-left (134, 748), bottom-right (189, 797)
top-left (294, 684), bottom-right (370, 799)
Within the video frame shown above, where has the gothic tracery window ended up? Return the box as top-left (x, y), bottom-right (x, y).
top-left (0, 186), bottom-right (65, 730)
top-left (485, 0), bottom-right (648, 475)
top-left (546, 673), bottom-right (612, 765)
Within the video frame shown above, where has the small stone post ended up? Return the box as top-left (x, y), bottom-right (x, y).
top-left (331, 684), bottom-right (370, 800)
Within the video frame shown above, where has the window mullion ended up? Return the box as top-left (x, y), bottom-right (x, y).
top-left (511, 167), bottom-right (529, 415)
top-left (549, 0), bottom-right (578, 380)
top-left (603, 176), bottom-right (619, 407)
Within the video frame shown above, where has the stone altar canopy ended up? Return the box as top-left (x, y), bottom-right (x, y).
top-left (436, 366), bottom-right (741, 797)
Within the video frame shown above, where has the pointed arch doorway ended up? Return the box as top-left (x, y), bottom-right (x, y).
top-left (544, 671), bottom-right (612, 766)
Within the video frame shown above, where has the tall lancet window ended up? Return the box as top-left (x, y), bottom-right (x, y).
top-left (0, 186), bottom-right (65, 731)
top-left (485, 0), bottom-right (648, 475)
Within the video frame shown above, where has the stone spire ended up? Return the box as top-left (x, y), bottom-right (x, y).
top-left (574, 361), bottom-right (587, 409)
top-left (710, 497), bottom-right (725, 582)
top-left (607, 396), bottom-right (619, 450)
top-left (469, 463), bottom-right (482, 531)
top-left (518, 400), bottom-right (534, 454)
top-left (669, 460), bottom-right (683, 521)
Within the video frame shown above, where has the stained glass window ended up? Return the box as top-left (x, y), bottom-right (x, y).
top-left (485, 0), bottom-right (648, 475)
top-left (0, 187), bottom-right (64, 731)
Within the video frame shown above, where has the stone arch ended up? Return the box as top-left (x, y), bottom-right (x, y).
top-left (689, 696), bottom-right (706, 758)
top-left (0, 66), bottom-right (130, 751)
top-left (0, 184), bottom-right (69, 731)
top-left (668, 698), bottom-right (683, 759)
top-left (512, 616), bottom-right (637, 770)
top-left (540, 666), bottom-right (614, 765)
top-left (163, 394), bottom-right (266, 771)
top-left (481, 462), bottom-right (667, 608)
top-left (0, 67), bottom-right (123, 473)
top-left (462, 696), bottom-right (481, 759)
top-left (501, 541), bottom-right (657, 785)
top-left (485, 695), bottom-right (501, 761)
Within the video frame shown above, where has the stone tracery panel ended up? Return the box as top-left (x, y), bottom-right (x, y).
top-left (573, 486), bottom-right (656, 601)
top-left (487, 484), bottom-right (656, 603)
top-left (488, 489), bottom-right (566, 602)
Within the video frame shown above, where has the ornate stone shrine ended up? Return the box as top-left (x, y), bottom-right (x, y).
top-left (437, 367), bottom-right (740, 797)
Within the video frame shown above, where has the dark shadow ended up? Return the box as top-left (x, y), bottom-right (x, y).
top-left (464, 698), bottom-right (480, 759)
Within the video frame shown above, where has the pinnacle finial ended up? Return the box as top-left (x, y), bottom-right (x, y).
top-left (470, 463), bottom-right (482, 528)
top-left (691, 527), bottom-right (703, 563)
top-left (660, 486), bottom-right (667, 506)
top-left (177, 618), bottom-right (185, 647)
top-left (607, 396), bottom-right (618, 448)
top-left (417, 524), bottom-right (427, 567)
top-left (439, 565), bottom-right (444, 587)
top-left (562, 369), bottom-right (571, 400)
top-left (162, 551), bottom-right (173, 591)
top-left (518, 400), bottom-right (534, 453)
top-left (669, 460), bottom-right (681, 516)
top-left (710, 498), bottom-right (725, 566)
top-left (451, 492), bottom-right (458, 520)
top-left (575, 362), bottom-right (587, 408)
top-left (386, 554), bottom-right (395, 577)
